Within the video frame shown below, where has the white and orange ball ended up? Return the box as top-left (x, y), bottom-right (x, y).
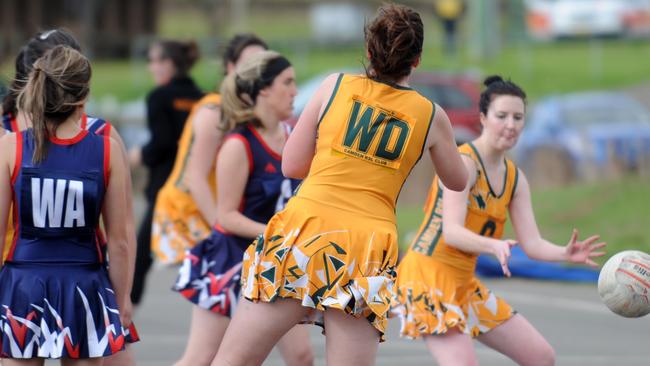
top-left (598, 250), bottom-right (650, 318)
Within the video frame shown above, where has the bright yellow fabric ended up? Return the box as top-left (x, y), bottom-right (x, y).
top-left (151, 93), bottom-right (221, 264)
top-left (394, 142), bottom-right (519, 338)
top-left (434, 0), bottom-right (464, 20)
top-left (297, 74), bottom-right (434, 224)
top-left (241, 73), bottom-right (436, 339)
top-left (395, 251), bottom-right (515, 338)
top-left (410, 142), bottom-right (519, 273)
top-left (3, 205), bottom-right (14, 260)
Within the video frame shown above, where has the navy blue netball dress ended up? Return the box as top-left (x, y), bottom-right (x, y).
top-left (173, 123), bottom-right (300, 316)
top-left (2, 113), bottom-right (17, 132)
top-left (0, 128), bottom-right (131, 359)
top-left (1, 114), bottom-right (140, 347)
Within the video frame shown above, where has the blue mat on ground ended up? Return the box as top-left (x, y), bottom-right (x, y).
top-left (476, 246), bottom-right (599, 283)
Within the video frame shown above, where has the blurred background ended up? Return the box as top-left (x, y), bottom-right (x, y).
top-left (3, 1), bottom-right (650, 364)
top-left (2, 0), bottom-right (649, 270)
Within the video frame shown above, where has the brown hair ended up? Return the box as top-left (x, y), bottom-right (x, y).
top-left (365, 4), bottom-right (423, 83)
top-left (151, 39), bottom-right (200, 77)
top-left (17, 45), bottom-right (91, 163)
top-left (222, 33), bottom-right (268, 75)
top-left (220, 50), bottom-right (289, 131)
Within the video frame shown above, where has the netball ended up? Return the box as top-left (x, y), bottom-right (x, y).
top-left (598, 250), bottom-right (650, 318)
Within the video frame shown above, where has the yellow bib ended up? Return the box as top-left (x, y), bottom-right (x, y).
top-left (165, 93), bottom-right (221, 194)
top-left (410, 142), bottom-right (519, 272)
top-left (295, 74), bottom-right (435, 223)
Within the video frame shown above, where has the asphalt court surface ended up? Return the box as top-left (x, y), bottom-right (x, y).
top-left (104, 266), bottom-right (650, 366)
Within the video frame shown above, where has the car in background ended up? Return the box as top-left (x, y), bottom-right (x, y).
top-left (290, 71), bottom-right (481, 144)
top-left (513, 91), bottom-right (650, 184)
top-left (525, 0), bottom-right (650, 40)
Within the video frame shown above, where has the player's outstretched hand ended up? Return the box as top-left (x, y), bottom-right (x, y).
top-left (491, 239), bottom-right (517, 277)
top-left (564, 229), bottom-right (607, 267)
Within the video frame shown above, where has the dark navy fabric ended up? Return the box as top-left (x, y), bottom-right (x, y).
top-left (232, 124), bottom-right (287, 226)
top-left (173, 122), bottom-right (301, 315)
top-left (0, 127), bottom-right (135, 359)
top-left (2, 113), bottom-right (15, 132)
top-left (11, 129), bottom-right (105, 264)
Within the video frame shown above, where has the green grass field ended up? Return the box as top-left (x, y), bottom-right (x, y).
top-left (396, 175), bottom-right (650, 264)
top-left (6, 37), bottom-right (648, 104)
top-left (80, 38), bottom-right (650, 103)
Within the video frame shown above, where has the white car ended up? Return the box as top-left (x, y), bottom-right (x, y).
top-left (525, 0), bottom-right (650, 39)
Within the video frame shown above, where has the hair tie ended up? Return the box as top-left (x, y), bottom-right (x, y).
top-left (39, 30), bottom-right (58, 40)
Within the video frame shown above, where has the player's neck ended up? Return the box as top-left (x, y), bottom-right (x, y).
top-left (51, 112), bottom-right (83, 139)
top-left (472, 138), bottom-right (504, 168)
top-left (253, 104), bottom-right (281, 131)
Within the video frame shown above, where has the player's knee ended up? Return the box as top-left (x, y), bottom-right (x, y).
top-left (539, 344), bottom-right (556, 366)
top-left (525, 342), bottom-right (555, 366)
top-left (438, 355), bottom-right (478, 366)
top-left (285, 346), bottom-right (314, 366)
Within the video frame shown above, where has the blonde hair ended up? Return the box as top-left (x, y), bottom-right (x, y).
top-left (219, 50), bottom-right (283, 131)
top-left (17, 45), bottom-right (91, 163)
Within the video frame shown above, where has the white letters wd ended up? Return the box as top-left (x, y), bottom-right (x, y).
top-left (31, 178), bottom-right (85, 228)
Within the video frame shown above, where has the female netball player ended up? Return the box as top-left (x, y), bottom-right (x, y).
top-left (0, 29), bottom-right (139, 366)
top-left (0, 45), bottom-right (132, 364)
top-left (394, 76), bottom-right (606, 366)
top-left (172, 51), bottom-right (313, 366)
top-left (151, 34), bottom-right (268, 265)
top-left (212, 4), bottom-right (468, 366)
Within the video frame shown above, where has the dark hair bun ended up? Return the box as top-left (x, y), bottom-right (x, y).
top-left (478, 75), bottom-right (527, 114)
top-left (365, 4), bottom-right (423, 82)
top-left (483, 75), bottom-right (504, 87)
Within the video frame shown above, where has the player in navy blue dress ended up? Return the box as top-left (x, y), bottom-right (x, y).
top-left (0, 46), bottom-right (132, 363)
top-left (172, 51), bottom-right (313, 366)
top-left (0, 29), bottom-right (139, 366)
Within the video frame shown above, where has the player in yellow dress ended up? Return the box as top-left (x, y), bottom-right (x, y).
top-left (211, 4), bottom-right (468, 366)
top-left (394, 76), bottom-right (607, 365)
top-left (152, 34), bottom-right (268, 265)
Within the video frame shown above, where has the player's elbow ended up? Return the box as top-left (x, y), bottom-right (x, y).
top-left (282, 159), bottom-right (308, 179)
top-left (441, 168), bottom-right (468, 192)
top-left (184, 168), bottom-right (203, 196)
top-left (442, 222), bottom-right (459, 245)
top-left (107, 237), bottom-right (130, 262)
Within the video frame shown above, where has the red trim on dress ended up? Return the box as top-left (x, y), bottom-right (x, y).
top-left (103, 125), bottom-right (111, 187)
top-left (80, 113), bottom-right (88, 130)
top-left (246, 125), bottom-right (282, 161)
top-left (94, 234), bottom-right (104, 264)
top-left (98, 124), bottom-right (112, 261)
top-left (11, 131), bottom-right (22, 185)
top-left (49, 129), bottom-right (88, 145)
top-left (10, 115), bottom-right (18, 133)
top-left (213, 223), bottom-right (229, 234)
top-left (225, 134), bottom-right (253, 174)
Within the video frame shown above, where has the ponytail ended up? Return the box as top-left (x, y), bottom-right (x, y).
top-left (16, 45), bottom-right (91, 163)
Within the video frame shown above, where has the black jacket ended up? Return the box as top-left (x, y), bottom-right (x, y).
top-left (141, 76), bottom-right (203, 201)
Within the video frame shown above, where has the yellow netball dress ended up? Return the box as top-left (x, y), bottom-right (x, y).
top-left (2, 113), bottom-right (17, 260)
top-left (151, 93), bottom-right (221, 264)
top-left (241, 73), bottom-right (435, 340)
top-left (394, 142), bottom-right (519, 339)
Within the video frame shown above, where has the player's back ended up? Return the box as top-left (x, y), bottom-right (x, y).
top-left (295, 73), bottom-right (435, 224)
top-left (8, 129), bottom-right (107, 264)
